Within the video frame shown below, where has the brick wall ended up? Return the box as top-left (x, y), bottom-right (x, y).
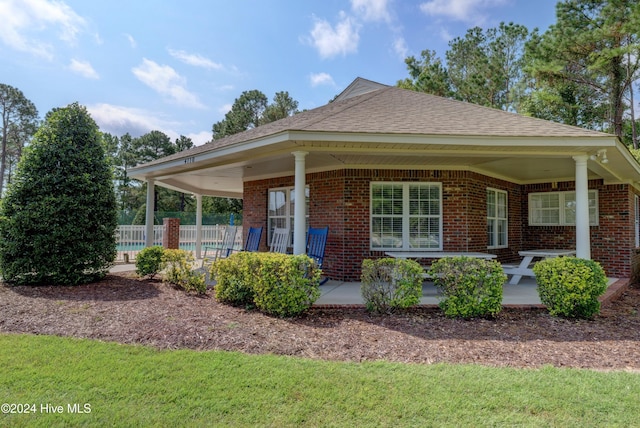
top-left (244, 170), bottom-right (638, 281)
top-left (522, 180), bottom-right (638, 278)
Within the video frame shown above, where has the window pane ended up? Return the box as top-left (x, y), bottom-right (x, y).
top-left (371, 217), bottom-right (402, 248)
top-left (487, 189), bottom-right (496, 217)
top-left (487, 219), bottom-right (495, 247)
top-left (498, 220), bottom-right (507, 246)
top-left (269, 190), bottom-right (287, 216)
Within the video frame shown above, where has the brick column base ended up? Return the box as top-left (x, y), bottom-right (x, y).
top-left (162, 218), bottom-right (180, 249)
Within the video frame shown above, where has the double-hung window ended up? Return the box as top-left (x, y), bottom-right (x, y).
top-left (370, 182), bottom-right (442, 250)
top-left (529, 190), bottom-right (598, 226)
top-left (267, 186), bottom-right (309, 246)
top-left (487, 188), bottom-right (508, 249)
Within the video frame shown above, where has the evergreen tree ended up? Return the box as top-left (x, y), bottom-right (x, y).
top-left (0, 103), bottom-right (117, 285)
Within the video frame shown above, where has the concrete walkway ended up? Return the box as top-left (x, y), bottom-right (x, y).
top-left (110, 263), bottom-right (627, 308)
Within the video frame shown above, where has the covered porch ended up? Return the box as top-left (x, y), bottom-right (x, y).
top-left (128, 79), bottom-right (640, 283)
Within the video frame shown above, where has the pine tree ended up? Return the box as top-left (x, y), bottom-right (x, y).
top-left (0, 103), bottom-right (117, 285)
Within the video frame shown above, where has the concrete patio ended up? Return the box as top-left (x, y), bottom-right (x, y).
top-left (315, 276), bottom-right (627, 308)
top-left (111, 264), bottom-right (628, 309)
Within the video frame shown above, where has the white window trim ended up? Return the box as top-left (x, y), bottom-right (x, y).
top-left (267, 186), bottom-right (309, 246)
top-left (487, 187), bottom-right (508, 249)
top-left (528, 190), bottom-right (599, 226)
top-left (370, 182), bottom-right (443, 251)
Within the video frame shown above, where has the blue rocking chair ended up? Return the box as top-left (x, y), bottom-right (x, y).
top-left (243, 226), bottom-right (263, 252)
top-left (306, 226), bottom-right (329, 284)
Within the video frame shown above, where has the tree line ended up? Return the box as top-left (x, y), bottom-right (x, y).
top-left (0, 85), bottom-right (298, 223)
top-left (398, 0), bottom-right (640, 148)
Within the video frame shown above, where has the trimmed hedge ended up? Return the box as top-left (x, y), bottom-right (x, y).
top-left (533, 257), bottom-right (607, 318)
top-left (360, 258), bottom-right (424, 313)
top-left (429, 256), bottom-right (506, 318)
top-left (211, 252), bottom-right (321, 317)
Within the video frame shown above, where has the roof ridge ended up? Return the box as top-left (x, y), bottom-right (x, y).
top-left (296, 87), bottom-right (391, 131)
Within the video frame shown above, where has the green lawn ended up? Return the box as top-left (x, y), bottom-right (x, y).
top-left (1, 334), bottom-right (639, 427)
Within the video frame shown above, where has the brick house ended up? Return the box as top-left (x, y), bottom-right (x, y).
top-left (129, 77), bottom-right (640, 282)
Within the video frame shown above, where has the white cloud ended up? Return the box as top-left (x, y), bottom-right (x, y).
top-left (87, 103), bottom-right (210, 146)
top-left (185, 131), bottom-right (211, 146)
top-left (132, 58), bottom-right (205, 109)
top-left (309, 72), bottom-right (335, 87)
top-left (351, 0), bottom-right (391, 23)
top-left (168, 48), bottom-right (222, 70)
top-left (0, 0), bottom-right (87, 59)
top-left (124, 33), bottom-right (136, 48)
top-left (310, 12), bottom-right (360, 59)
top-left (393, 36), bottom-right (408, 59)
top-left (68, 58), bottom-right (99, 79)
top-left (218, 104), bottom-right (233, 115)
top-left (419, 0), bottom-right (509, 24)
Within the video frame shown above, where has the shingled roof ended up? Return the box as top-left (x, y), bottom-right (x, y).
top-left (134, 78), bottom-right (612, 169)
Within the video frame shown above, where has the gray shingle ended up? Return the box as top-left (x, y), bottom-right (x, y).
top-left (134, 82), bottom-right (611, 168)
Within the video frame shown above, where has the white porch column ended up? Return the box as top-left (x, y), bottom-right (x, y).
top-left (573, 155), bottom-right (591, 259)
top-left (292, 151), bottom-right (308, 255)
top-left (145, 179), bottom-right (155, 247)
top-left (195, 193), bottom-right (203, 259)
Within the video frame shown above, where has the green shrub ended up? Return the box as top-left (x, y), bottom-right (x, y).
top-left (429, 256), bottom-right (505, 318)
top-left (251, 253), bottom-right (321, 317)
top-left (360, 258), bottom-right (424, 313)
top-left (211, 252), bottom-right (260, 306)
top-left (163, 249), bottom-right (206, 294)
top-left (212, 252), bottom-right (321, 317)
top-left (533, 257), bottom-right (607, 318)
top-left (135, 246), bottom-right (166, 279)
top-left (0, 103), bottom-right (117, 285)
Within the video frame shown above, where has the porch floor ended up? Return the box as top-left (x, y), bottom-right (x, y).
top-left (315, 277), bottom-right (624, 308)
top-left (110, 264), bottom-right (626, 309)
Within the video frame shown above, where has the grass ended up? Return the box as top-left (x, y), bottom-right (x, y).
top-left (1, 334), bottom-right (640, 427)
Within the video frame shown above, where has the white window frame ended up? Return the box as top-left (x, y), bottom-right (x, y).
top-left (267, 186), bottom-right (309, 247)
top-left (487, 187), bottom-right (508, 249)
top-left (370, 182), bottom-right (443, 251)
top-left (528, 190), bottom-right (599, 226)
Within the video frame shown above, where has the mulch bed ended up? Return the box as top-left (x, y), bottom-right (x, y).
top-left (1, 271), bottom-right (639, 370)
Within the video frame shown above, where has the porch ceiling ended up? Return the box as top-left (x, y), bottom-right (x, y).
top-left (130, 136), bottom-right (638, 197)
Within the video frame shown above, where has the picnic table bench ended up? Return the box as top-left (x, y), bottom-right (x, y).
top-left (504, 249), bottom-right (576, 285)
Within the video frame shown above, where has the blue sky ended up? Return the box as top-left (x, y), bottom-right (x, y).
top-left (1, 0), bottom-right (559, 146)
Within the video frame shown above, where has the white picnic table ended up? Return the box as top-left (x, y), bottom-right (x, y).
top-left (385, 251), bottom-right (497, 260)
top-left (505, 249), bottom-right (576, 285)
top-left (385, 251), bottom-right (497, 279)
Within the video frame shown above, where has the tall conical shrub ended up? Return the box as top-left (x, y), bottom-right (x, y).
top-left (0, 103), bottom-right (117, 285)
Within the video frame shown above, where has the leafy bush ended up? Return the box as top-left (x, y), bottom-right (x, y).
top-left (0, 103), bottom-right (117, 285)
top-left (251, 253), bottom-right (321, 317)
top-left (163, 249), bottom-right (206, 294)
top-left (429, 257), bottom-right (505, 318)
top-left (135, 246), bottom-right (166, 279)
top-left (212, 252), bottom-right (321, 317)
top-left (211, 252), bottom-right (260, 306)
top-left (360, 258), bottom-right (424, 313)
top-left (533, 257), bottom-right (607, 318)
